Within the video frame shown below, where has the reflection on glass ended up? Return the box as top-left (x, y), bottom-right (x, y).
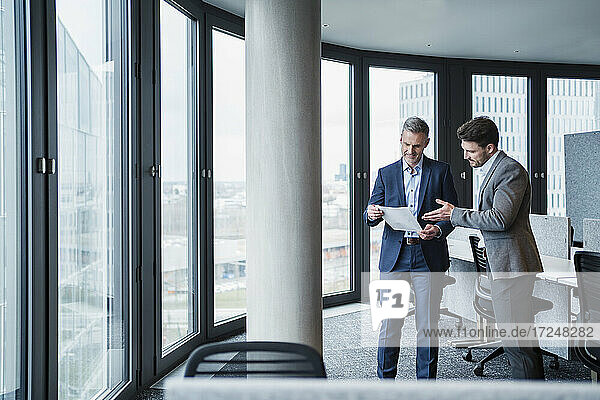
top-left (368, 67), bottom-right (436, 276)
top-left (546, 78), bottom-right (600, 216)
top-left (160, 0), bottom-right (197, 349)
top-left (1, 0), bottom-right (22, 396)
top-left (56, 0), bottom-right (127, 398)
top-left (322, 59), bottom-right (352, 295)
top-left (472, 74), bottom-right (528, 207)
top-left (212, 29), bottom-right (246, 324)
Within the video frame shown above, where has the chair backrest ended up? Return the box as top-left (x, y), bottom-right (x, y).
top-left (184, 341), bottom-right (326, 378)
top-left (468, 235), bottom-right (488, 274)
top-left (573, 251), bottom-right (600, 371)
top-left (574, 251), bottom-right (600, 324)
top-left (468, 235), bottom-right (495, 320)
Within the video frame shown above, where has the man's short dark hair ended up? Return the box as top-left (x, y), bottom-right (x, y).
top-left (456, 116), bottom-right (499, 148)
top-left (402, 117), bottom-right (429, 137)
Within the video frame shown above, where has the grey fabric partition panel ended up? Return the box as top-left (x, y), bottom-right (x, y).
top-left (529, 214), bottom-right (571, 259)
top-left (583, 218), bottom-right (600, 252)
top-left (564, 131), bottom-right (600, 243)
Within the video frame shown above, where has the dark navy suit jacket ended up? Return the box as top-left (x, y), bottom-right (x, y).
top-left (363, 156), bottom-right (459, 272)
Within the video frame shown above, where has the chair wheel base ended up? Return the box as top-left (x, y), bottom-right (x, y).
top-left (549, 360), bottom-right (559, 370)
top-left (463, 350), bottom-right (473, 362)
top-left (473, 363), bottom-right (484, 376)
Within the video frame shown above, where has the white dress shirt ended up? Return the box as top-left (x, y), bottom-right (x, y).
top-left (475, 150), bottom-right (501, 206)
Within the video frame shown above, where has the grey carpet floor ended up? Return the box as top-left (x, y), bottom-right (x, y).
top-left (136, 309), bottom-right (591, 399)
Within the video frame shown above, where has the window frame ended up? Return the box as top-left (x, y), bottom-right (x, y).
top-left (142, 0), bottom-right (207, 383)
top-left (204, 12), bottom-right (246, 338)
top-left (467, 71), bottom-right (533, 209)
top-left (0, 0), bottom-right (30, 398)
top-left (156, 0), bottom-right (201, 358)
top-left (362, 54), bottom-right (446, 273)
top-left (38, 0), bottom-right (137, 398)
top-left (540, 67), bottom-right (600, 216)
top-left (321, 45), bottom-right (362, 308)
top-left (460, 62), bottom-right (539, 210)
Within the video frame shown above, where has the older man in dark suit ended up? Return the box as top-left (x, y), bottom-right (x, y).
top-left (364, 117), bottom-right (458, 379)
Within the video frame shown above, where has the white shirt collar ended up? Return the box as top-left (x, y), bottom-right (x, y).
top-left (402, 155), bottom-right (424, 173)
top-left (477, 150), bottom-right (500, 178)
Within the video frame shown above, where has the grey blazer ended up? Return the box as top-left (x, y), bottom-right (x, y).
top-left (451, 151), bottom-right (543, 274)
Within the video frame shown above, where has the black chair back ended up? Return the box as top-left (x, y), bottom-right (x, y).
top-left (184, 341), bottom-right (326, 378)
top-left (574, 251), bottom-right (600, 371)
top-left (468, 235), bottom-right (488, 274)
top-left (469, 235), bottom-right (495, 321)
top-left (575, 251), bottom-right (600, 323)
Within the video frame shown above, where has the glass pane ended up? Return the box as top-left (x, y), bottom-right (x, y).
top-left (1, 0), bottom-right (23, 396)
top-left (160, 0), bottom-right (197, 350)
top-left (368, 67), bottom-right (436, 276)
top-left (322, 59), bottom-right (351, 295)
top-left (546, 78), bottom-right (600, 216)
top-left (56, 0), bottom-right (128, 398)
top-left (472, 75), bottom-right (528, 207)
top-left (212, 28), bottom-right (246, 324)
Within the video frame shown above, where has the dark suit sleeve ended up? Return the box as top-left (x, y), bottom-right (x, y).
top-left (363, 168), bottom-right (385, 227)
top-left (435, 164), bottom-right (458, 239)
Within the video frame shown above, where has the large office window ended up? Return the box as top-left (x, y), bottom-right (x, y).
top-left (159, 0), bottom-right (197, 350)
top-left (212, 28), bottom-right (246, 324)
top-left (321, 59), bottom-right (352, 295)
top-left (368, 67), bottom-right (436, 275)
top-left (1, 0), bottom-right (23, 396)
top-left (56, 0), bottom-right (128, 398)
top-left (546, 78), bottom-right (600, 216)
top-left (472, 74), bottom-right (528, 207)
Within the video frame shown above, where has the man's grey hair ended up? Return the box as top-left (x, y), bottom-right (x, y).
top-left (402, 117), bottom-right (429, 137)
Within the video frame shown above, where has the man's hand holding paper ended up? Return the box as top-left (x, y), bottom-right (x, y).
top-left (367, 204), bottom-right (384, 221)
top-left (378, 206), bottom-right (422, 232)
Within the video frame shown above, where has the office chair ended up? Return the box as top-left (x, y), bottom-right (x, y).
top-left (184, 341), bottom-right (327, 378)
top-left (406, 272), bottom-right (463, 328)
top-left (464, 235), bottom-right (558, 376)
top-left (573, 251), bottom-right (600, 381)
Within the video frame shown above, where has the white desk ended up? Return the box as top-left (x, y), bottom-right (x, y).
top-left (446, 239), bottom-right (582, 360)
top-left (448, 238), bottom-right (578, 284)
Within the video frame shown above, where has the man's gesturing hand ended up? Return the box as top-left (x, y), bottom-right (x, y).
top-left (367, 204), bottom-right (384, 221)
top-left (422, 199), bottom-right (455, 222)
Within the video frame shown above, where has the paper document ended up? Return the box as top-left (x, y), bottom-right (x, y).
top-left (378, 206), bottom-right (422, 232)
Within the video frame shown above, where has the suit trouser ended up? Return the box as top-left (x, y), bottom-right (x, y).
top-left (490, 275), bottom-right (545, 379)
top-left (377, 243), bottom-right (443, 379)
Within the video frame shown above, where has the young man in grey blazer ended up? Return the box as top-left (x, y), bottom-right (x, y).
top-left (423, 116), bottom-right (545, 380)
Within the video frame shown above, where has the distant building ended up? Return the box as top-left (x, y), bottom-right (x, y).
top-left (398, 76), bottom-right (435, 160)
top-left (472, 75), bottom-right (528, 207)
top-left (334, 163), bottom-right (347, 181)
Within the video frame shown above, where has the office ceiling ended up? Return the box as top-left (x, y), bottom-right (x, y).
top-left (204, 0), bottom-right (600, 65)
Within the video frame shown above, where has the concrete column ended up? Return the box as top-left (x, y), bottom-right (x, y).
top-left (246, 0), bottom-right (322, 353)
